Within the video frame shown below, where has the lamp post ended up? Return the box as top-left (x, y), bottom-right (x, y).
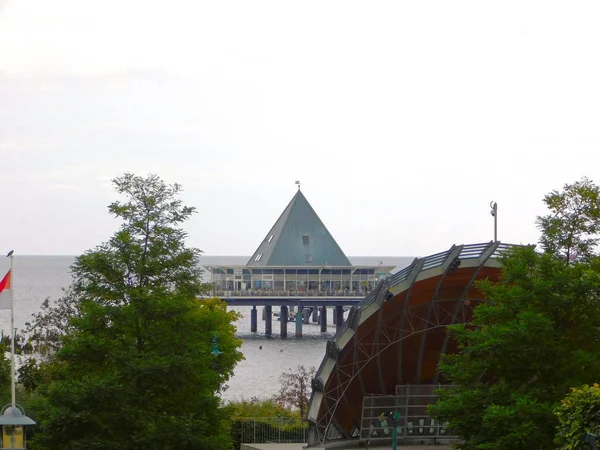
top-left (391, 410), bottom-right (401, 450)
top-left (0, 251), bottom-right (36, 449)
top-left (489, 201), bottom-right (498, 242)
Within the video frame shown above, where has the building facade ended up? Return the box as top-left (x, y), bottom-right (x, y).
top-left (206, 188), bottom-right (394, 295)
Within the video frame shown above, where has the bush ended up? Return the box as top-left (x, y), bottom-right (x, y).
top-left (225, 397), bottom-right (298, 421)
top-left (555, 384), bottom-right (600, 449)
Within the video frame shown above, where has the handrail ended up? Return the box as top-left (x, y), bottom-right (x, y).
top-left (386, 242), bottom-right (517, 289)
top-left (208, 289), bottom-right (370, 298)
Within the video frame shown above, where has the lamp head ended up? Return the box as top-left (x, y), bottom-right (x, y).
top-left (211, 332), bottom-right (223, 356)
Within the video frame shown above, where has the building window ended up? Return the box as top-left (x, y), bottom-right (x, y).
top-left (302, 235), bottom-right (310, 245)
top-left (255, 254), bottom-right (263, 262)
top-left (305, 254), bottom-right (312, 263)
top-left (267, 235), bottom-right (274, 243)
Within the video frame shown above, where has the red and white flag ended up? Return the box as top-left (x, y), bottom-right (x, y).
top-left (0, 270), bottom-right (12, 310)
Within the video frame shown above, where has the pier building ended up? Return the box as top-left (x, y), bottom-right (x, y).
top-left (205, 187), bottom-right (396, 337)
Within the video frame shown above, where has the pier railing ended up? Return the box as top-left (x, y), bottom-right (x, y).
top-left (212, 289), bottom-right (369, 298)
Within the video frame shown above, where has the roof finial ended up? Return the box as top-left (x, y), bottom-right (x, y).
top-left (295, 180), bottom-right (301, 190)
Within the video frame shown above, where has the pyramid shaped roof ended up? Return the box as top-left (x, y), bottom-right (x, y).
top-left (247, 189), bottom-right (352, 267)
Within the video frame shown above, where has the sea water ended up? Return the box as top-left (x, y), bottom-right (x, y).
top-left (0, 255), bottom-right (411, 400)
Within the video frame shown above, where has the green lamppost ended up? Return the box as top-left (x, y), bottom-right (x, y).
top-left (390, 411), bottom-right (401, 450)
top-left (211, 332), bottom-right (222, 357)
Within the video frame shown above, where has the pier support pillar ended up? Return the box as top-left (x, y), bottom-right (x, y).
top-left (303, 308), bottom-right (311, 324)
top-left (295, 307), bottom-right (303, 338)
top-left (265, 305), bottom-right (272, 336)
top-left (251, 306), bottom-right (257, 333)
top-left (312, 308), bottom-right (319, 323)
top-left (320, 306), bottom-right (327, 332)
top-left (280, 306), bottom-right (288, 338)
top-left (335, 306), bottom-right (344, 332)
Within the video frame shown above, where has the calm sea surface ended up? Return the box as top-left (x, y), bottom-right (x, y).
top-left (1, 255), bottom-right (412, 401)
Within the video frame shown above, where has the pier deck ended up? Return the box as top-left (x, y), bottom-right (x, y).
top-left (212, 295), bottom-right (365, 307)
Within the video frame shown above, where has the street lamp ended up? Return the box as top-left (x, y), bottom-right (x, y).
top-left (0, 404), bottom-right (35, 449)
top-left (210, 332), bottom-right (222, 357)
top-left (489, 201), bottom-right (498, 242)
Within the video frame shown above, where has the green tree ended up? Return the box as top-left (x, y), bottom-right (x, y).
top-left (555, 384), bottom-right (600, 449)
top-left (431, 248), bottom-right (600, 449)
top-left (0, 342), bottom-right (11, 400)
top-left (17, 358), bottom-right (44, 393)
top-left (430, 178), bottom-right (600, 450)
top-left (30, 173), bottom-right (243, 450)
top-left (537, 177), bottom-right (600, 263)
top-left (275, 365), bottom-right (315, 420)
top-left (24, 288), bottom-right (81, 359)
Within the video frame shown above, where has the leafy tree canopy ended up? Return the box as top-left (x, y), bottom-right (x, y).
top-left (275, 365), bottom-right (315, 420)
top-left (537, 177), bottom-right (600, 263)
top-left (0, 342), bottom-right (11, 402)
top-left (30, 174), bottom-right (243, 450)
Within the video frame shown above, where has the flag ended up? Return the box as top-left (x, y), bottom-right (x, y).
top-left (0, 270), bottom-right (11, 310)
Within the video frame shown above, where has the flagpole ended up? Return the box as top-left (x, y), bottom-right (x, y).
top-left (9, 252), bottom-right (15, 407)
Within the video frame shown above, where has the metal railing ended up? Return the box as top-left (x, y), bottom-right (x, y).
top-left (360, 385), bottom-right (458, 445)
top-left (387, 241), bottom-right (515, 288)
top-left (233, 418), bottom-right (307, 444)
top-left (211, 289), bottom-right (370, 297)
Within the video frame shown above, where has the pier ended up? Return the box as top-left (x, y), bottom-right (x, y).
top-left (214, 292), bottom-right (359, 336)
top-left (204, 185), bottom-right (395, 338)
top-left (201, 290), bottom-right (361, 336)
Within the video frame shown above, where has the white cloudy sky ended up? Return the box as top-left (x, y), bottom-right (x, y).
top-left (0, 0), bottom-right (598, 257)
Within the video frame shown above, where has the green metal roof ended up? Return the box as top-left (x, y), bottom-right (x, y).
top-left (247, 190), bottom-right (352, 267)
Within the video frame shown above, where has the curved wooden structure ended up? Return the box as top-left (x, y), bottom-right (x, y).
top-left (306, 242), bottom-right (511, 446)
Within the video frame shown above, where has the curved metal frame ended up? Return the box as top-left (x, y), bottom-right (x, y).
top-left (395, 257), bottom-right (422, 386)
top-left (307, 242), bottom-right (512, 446)
top-left (415, 245), bottom-right (462, 383)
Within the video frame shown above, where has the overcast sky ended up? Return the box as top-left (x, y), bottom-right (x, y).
top-left (0, 1), bottom-right (598, 257)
